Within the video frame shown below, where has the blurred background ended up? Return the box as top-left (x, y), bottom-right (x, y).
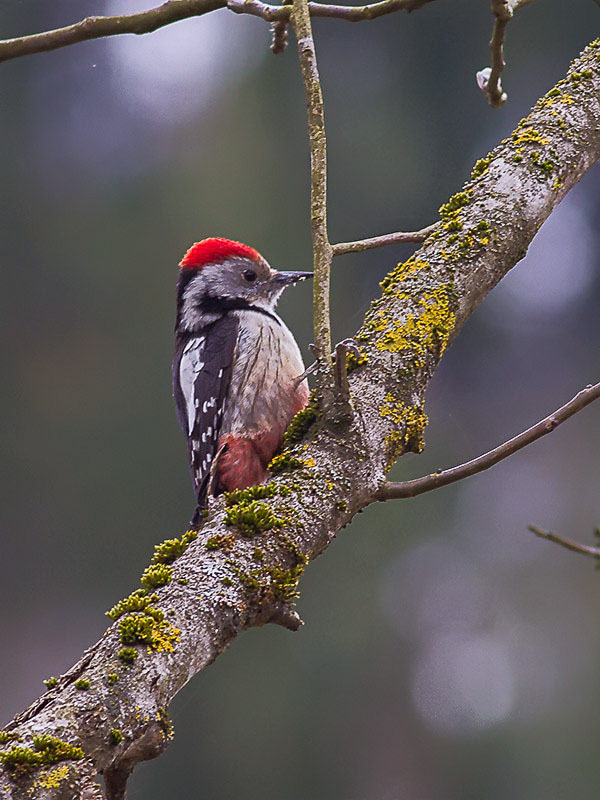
top-left (1, 0), bottom-right (600, 797)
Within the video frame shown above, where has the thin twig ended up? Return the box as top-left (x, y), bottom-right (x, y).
top-left (229, 0), bottom-right (437, 22)
top-left (332, 223), bottom-right (438, 256)
top-left (0, 0), bottom-right (438, 64)
top-left (486, 0), bottom-right (512, 107)
top-left (528, 525), bottom-right (600, 560)
top-left (376, 381), bottom-right (600, 500)
top-left (291, 0), bottom-right (334, 395)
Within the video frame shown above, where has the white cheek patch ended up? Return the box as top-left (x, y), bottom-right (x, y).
top-left (179, 336), bottom-right (205, 436)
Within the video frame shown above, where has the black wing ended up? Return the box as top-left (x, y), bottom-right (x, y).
top-left (173, 315), bottom-right (238, 514)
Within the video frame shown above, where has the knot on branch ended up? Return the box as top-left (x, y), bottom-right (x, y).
top-left (267, 602), bottom-right (304, 630)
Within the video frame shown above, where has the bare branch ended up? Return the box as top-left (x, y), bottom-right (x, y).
top-left (376, 381), bottom-right (600, 500)
top-left (332, 224), bottom-right (438, 256)
top-left (528, 525), bottom-right (600, 560)
top-left (229, 0), bottom-right (437, 22)
top-left (0, 0), bottom-right (226, 64)
top-left (0, 0), bottom-right (438, 64)
top-left (290, 0), bottom-right (335, 398)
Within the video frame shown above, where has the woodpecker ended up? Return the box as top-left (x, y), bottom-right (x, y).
top-left (172, 237), bottom-right (312, 525)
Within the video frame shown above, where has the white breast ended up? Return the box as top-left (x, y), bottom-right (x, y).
top-left (222, 310), bottom-right (307, 436)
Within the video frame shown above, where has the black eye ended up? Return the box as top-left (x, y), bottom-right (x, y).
top-left (243, 270), bottom-right (256, 282)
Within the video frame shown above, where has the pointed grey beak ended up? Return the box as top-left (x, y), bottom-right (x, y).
top-left (272, 270), bottom-right (314, 285)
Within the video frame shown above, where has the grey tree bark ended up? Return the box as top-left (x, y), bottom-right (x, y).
top-left (1, 32), bottom-right (599, 800)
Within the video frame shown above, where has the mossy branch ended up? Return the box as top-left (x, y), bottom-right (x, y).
top-left (2, 34), bottom-right (600, 800)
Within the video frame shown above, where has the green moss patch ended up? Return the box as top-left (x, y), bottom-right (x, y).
top-left (140, 563), bottom-right (173, 590)
top-left (118, 612), bottom-right (179, 653)
top-left (152, 530), bottom-right (198, 565)
top-left (225, 501), bottom-right (284, 538)
top-left (117, 647), bottom-right (138, 664)
top-left (268, 453), bottom-right (309, 475)
top-left (439, 191), bottom-right (472, 217)
top-left (224, 484), bottom-right (278, 505)
top-left (106, 589), bottom-right (160, 622)
top-left (0, 732), bottom-right (21, 745)
top-left (281, 395), bottom-right (319, 447)
top-left (0, 735), bottom-right (84, 775)
top-left (205, 533), bottom-right (236, 551)
top-left (471, 156), bottom-right (492, 180)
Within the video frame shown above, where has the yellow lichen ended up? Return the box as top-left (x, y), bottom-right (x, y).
top-left (118, 613), bottom-right (180, 654)
top-left (511, 126), bottom-right (550, 146)
top-left (374, 286), bottom-right (456, 368)
top-left (471, 156), bottom-right (492, 180)
top-left (36, 765), bottom-right (70, 790)
top-left (380, 257), bottom-right (430, 294)
top-left (384, 430), bottom-right (406, 468)
top-left (147, 622), bottom-right (180, 654)
top-left (380, 398), bottom-right (429, 464)
top-left (539, 88), bottom-right (575, 108)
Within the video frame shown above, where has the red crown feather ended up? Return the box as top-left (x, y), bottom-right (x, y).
top-left (179, 238), bottom-right (261, 270)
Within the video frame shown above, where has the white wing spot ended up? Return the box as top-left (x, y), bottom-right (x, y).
top-left (183, 336), bottom-right (205, 354)
top-left (180, 336), bottom-right (206, 436)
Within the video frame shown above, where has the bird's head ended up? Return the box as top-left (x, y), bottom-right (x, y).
top-left (176, 237), bottom-right (312, 332)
